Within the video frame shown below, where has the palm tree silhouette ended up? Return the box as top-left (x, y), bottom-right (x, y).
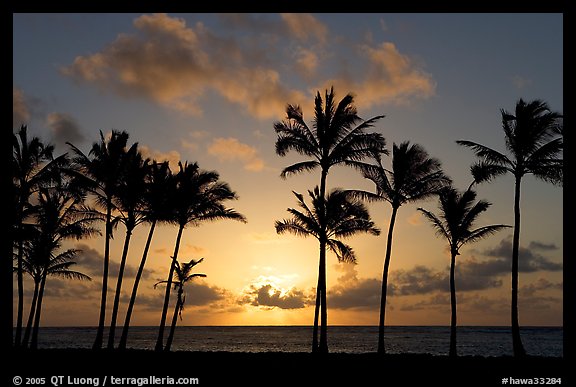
top-left (456, 99), bottom-right (562, 356)
top-left (155, 162), bottom-right (246, 352)
top-left (275, 187), bottom-right (380, 352)
top-left (418, 187), bottom-right (509, 357)
top-left (348, 141), bottom-right (450, 354)
top-left (19, 184), bottom-right (97, 349)
top-left (107, 146), bottom-right (150, 349)
top-left (274, 87), bottom-right (386, 352)
top-left (119, 161), bottom-right (174, 350)
top-left (12, 125), bottom-right (66, 347)
top-left (155, 258), bottom-right (206, 352)
top-left (68, 130), bottom-right (131, 350)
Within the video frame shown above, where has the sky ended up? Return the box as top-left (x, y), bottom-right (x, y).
top-left (12, 13), bottom-right (563, 328)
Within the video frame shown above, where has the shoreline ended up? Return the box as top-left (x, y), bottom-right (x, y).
top-left (8, 349), bottom-right (565, 386)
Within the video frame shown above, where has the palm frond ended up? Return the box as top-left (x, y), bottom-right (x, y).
top-left (280, 160), bottom-right (320, 179)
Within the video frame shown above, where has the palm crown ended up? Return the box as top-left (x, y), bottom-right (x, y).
top-left (275, 187), bottom-right (380, 263)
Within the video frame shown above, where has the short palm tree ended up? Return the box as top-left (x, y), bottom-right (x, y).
top-left (349, 141), bottom-right (450, 354)
top-left (68, 130), bottom-right (131, 350)
top-left (274, 87), bottom-right (386, 352)
top-left (155, 258), bottom-right (206, 352)
top-left (456, 98), bottom-right (562, 356)
top-left (275, 187), bottom-right (380, 352)
top-left (155, 162), bottom-right (246, 352)
top-left (418, 187), bottom-right (510, 357)
top-left (119, 161), bottom-right (174, 350)
top-left (20, 185), bottom-right (98, 349)
top-left (12, 125), bottom-right (65, 347)
top-left (107, 146), bottom-right (150, 349)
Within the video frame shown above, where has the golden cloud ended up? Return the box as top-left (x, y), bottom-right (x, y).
top-left (207, 137), bottom-right (265, 172)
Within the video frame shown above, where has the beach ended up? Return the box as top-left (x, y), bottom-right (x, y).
top-left (8, 349), bottom-right (565, 387)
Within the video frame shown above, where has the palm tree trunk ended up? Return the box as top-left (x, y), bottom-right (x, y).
top-left (119, 221), bottom-right (157, 350)
top-left (316, 169), bottom-right (328, 354)
top-left (93, 203), bottom-right (112, 350)
top-left (30, 273), bottom-right (47, 350)
top-left (511, 176), bottom-right (526, 357)
top-left (107, 227), bottom-right (133, 349)
top-left (22, 280), bottom-right (40, 348)
top-left (15, 236), bottom-right (24, 347)
top-left (156, 225), bottom-right (184, 352)
top-left (312, 276), bottom-right (321, 353)
top-left (165, 285), bottom-right (183, 352)
top-left (449, 250), bottom-right (458, 357)
top-left (318, 235), bottom-right (328, 354)
top-left (378, 205), bottom-right (398, 354)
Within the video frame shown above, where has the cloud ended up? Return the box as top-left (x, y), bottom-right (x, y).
top-left (480, 237), bottom-right (563, 273)
top-left (390, 259), bottom-right (504, 296)
top-left (139, 145), bottom-right (181, 170)
top-left (294, 47), bottom-right (320, 78)
top-left (74, 243), bottom-right (156, 280)
top-left (328, 263), bottom-right (381, 310)
top-left (528, 241), bottom-right (559, 251)
top-left (320, 41), bottom-right (435, 109)
top-left (207, 137), bottom-right (265, 172)
top-left (13, 87), bottom-right (30, 127)
top-left (280, 13), bottom-right (328, 44)
top-left (62, 13), bottom-right (436, 120)
top-left (46, 112), bottom-right (86, 147)
top-left (239, 274), bottom-right (312, 309)
top-left (62, 13), bottom-right (307, 119)
top-left (241, 284), bottom-right (310, 309)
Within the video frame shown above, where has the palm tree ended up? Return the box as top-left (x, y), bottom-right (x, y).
top-left (274, 87), bottom-right (386, 352)
top-left (418, 187), bottom-right (509, 357)
top-left (456, 99), bottom-right (562, 356)
top-left (119, 161), bottom-right (174, 350)
top-left (275, 187), bottom-right (380, 352)
top-left (155, 258), bottom-right (206, 352)
top-left (20, 185), bottom-right (98, 349)
top-left (349, 141), bottom-right (450, 354)
top-left (155, 162), bottom-right (246, 352)
top-left (68, 130), bottom-right (131, 350)
top-left (107, 146), bottom-right (150, 349)
top-left (12, 125), bottom-right (66, 347)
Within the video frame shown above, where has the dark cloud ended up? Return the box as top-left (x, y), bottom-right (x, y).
top-left (390, 262), bottom-right (502, 296)
top-left (240, 283), bottom-right (311, 309)
top-left (480, 237), bottom-right (562, 273)
top-left (75, 243), bottom-right (155, 280)
top-left (529, 241), bottom-right (559, 251)
top-left (46, 112), bottom-right (86, 147)
top-left (328, 263), bottom-right (381, 310)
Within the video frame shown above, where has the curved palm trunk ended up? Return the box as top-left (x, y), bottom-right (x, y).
top-left (378, 205), bottom-right (398, 354)
top-left (15, 237), bottom-right (25, 348)
top-left (119, 221), bottom-right (157, 350)
top-left (511, 176), bottom-right (526, 357)
top-left (165, 285), bottom-right (183, 352)
top-left (156, 225), bottom-right (184, 352)
top-left (107, 227), bottom-right (133, 349)
top-left (30, 273), bottom-right (47, 350)
top-left (22, 280), bottom-right (40, 348)
top-left (94, 203), bottom-right (112, 350)
top-left (318, 235), bottom-right (328, 354)
top-left (449, 250), bottom-right (458, 357)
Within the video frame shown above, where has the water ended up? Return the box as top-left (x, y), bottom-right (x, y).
top-left (27, 326), bottom-right (562, 357)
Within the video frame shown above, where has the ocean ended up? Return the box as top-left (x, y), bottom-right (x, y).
top-left (26, 326), bottom-right (562, 357)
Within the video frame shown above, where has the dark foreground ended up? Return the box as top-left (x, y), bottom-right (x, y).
top-left (7, 349), bottom-right (566, 386)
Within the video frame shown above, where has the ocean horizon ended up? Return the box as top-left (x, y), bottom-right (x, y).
top-left (16, 325), bottom-right (563, 357)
